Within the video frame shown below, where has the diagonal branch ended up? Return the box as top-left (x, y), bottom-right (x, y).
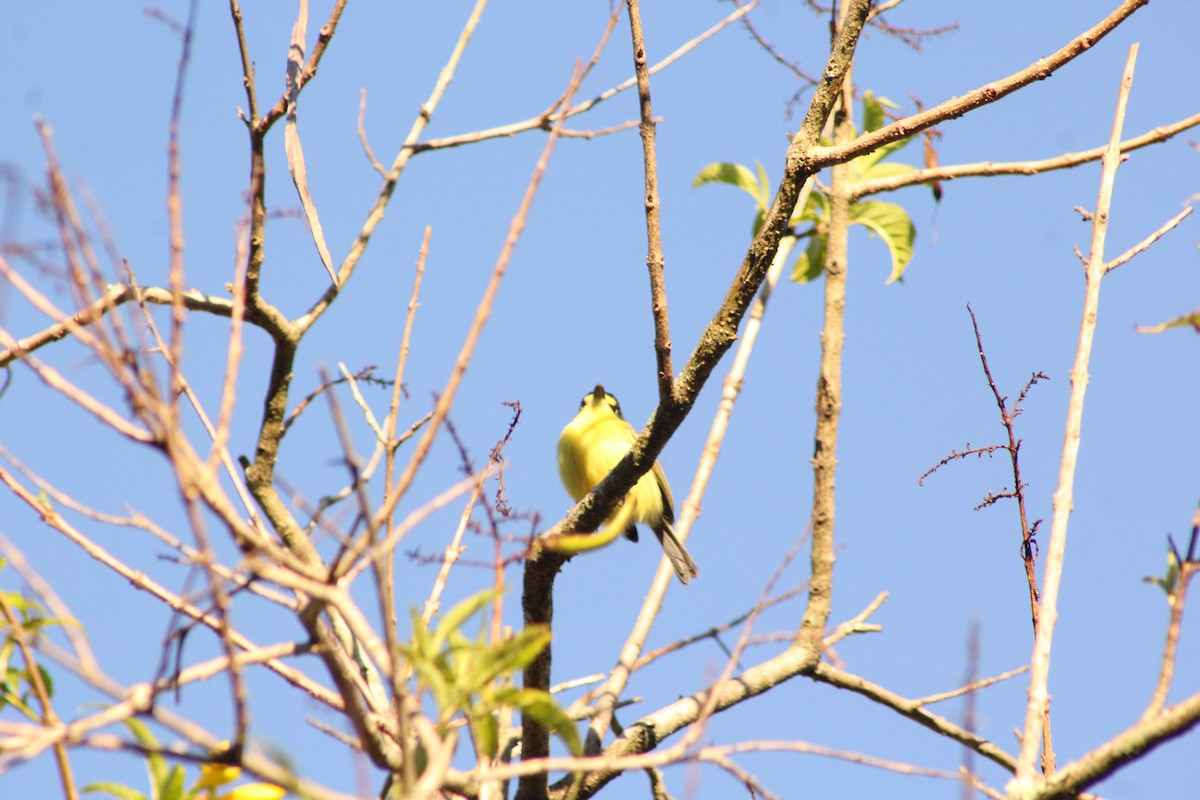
top-left (809, 0), bottom-right (1150, 172)
top-left (851, 111), bottom-right (1200, 199)
top-left (257, 0), bottom-right (349, 133)
top-left (294, 0), bottom-right (488, 335)
top-left (1033, 690), bottom-right (1200, 799)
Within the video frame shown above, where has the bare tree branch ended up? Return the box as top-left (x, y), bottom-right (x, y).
top-left (1015, 42), bottom-right (1140, 787)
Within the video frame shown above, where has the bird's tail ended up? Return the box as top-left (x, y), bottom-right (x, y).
top-left (655, 521), bottom-right (699, 585)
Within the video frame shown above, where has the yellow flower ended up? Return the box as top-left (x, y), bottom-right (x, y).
top-left (194, 761), bottom-right (242, 790)
top-left (194, 742), bottom-right (242, 791)
top-left (191, 742), bottom-right (285, 799)
top-left (216, 783), bottom-right (287, 800)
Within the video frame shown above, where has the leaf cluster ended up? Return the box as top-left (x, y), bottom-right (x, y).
top-left (694, 91), bottom-right (918, 284)
top-left (0, 560), bottom-right (64, 720)
top-left (83, 719), bottom-right (287, 800)
top-left (401, 588), bottom-right (581, 762)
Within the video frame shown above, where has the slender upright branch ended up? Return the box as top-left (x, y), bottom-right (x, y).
top-left (1013, 44), bottom-right (1139, 788)
top-left (798, 21), bottom-right (853, 650)
top-left (554, 0), bottom-right (871, 784)
top-left (625, 0), bottom-right (673, 399)
top-left (164, 0), bottom-right (198, 436)
top-left (382, 227), bottom-right (429, 794)
top-left (543, 0), bottom-right (871, 554)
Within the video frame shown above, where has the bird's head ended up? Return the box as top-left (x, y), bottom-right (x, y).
top-left (580, 384), bottom-right (623, 419)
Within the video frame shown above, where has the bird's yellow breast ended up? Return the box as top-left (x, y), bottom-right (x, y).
top-left (557, 403), bottom-right (671, 527)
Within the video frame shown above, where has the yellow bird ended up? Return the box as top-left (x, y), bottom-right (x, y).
top-left (557, 384), bottom-right (699, 584)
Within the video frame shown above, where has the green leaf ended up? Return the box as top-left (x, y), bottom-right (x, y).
top-left (158, 765), bottom-right (185, 800)
top-left (1143, 548), bottom-right (1181, 596)
top-left (861, 90), bottom-right (885, 134)
top-left (849, 200), bottom-right (916, 283)
top-left (81, 782), bottom-right (147, 800)
top-left (1136, 310), bottom-right (1200, 335)
top-left (1, 591), bottom-right (46, 618)
top-left (408, 608), bottom-right (434, 661)
top-left (122, 716), bottom-right (162, 749)
top-left (120, 718), bottom-right (168, 793)
top-left (35, 664), bottom-right (53, 700)
top-left (494, 687), bottom-right (582, 756)
top-left (404, 647), bottom-right (453, 716)
top-left (433, 587), bottom-right (503, 651)
top-left (790, 190), bottom-right (828, 228)
top-left (470, 713), bottom-right (500, 760)
top-left (544, 499), bottom-right (634, 555)
top-left (1, 667), bottom-right (38, 719)
top-left (859, 162), bottom-right (916, 182)
top-left (754, 161), bottom-right (771, 208)
top-left (472, 626), bottom-right (551, 687)
top-left (791, 233), bottom-right (827, 283)
top-left (851, 140), bottom-right (910, 181)
top-left (692, 162), bottom-right (762, 206)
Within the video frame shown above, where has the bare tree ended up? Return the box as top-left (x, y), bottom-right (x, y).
top-left (0, 2), bottom-right (1196, 799)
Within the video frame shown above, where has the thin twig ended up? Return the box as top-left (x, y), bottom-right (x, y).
top-left (357, 89), bottom-right (387, 177)
top-left (410, 4), bottom-right (756, 155)
top-left (632, 583), bottom-right (809, 671)
top-left (0, 533), bottom-right (98, 673)
top-left (734, 0), bottom-right (819, 85)
top-left (704, 739), bottom-right (961, 780)
top-left (379, 225), bottom-right (428, 795)
top-left (284, 0), bottom-right (338, 284)
top-left (914, 664), bottom-right (1031, 708)
top-left (810, 662), bottom-right (1017, 772)
top-left (164, 0), bottom-right (199, 437)
top-left (1103, 206), bottom-right (1193, 273)
top-left (964, 305), bottom-right (1048, 638)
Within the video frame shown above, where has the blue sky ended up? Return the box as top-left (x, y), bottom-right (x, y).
top-left (1, 2), bottom-right (1198, 798)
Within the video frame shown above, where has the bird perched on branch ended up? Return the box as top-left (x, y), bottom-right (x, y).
top-left (557, 384), bottom-right (699, 585)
